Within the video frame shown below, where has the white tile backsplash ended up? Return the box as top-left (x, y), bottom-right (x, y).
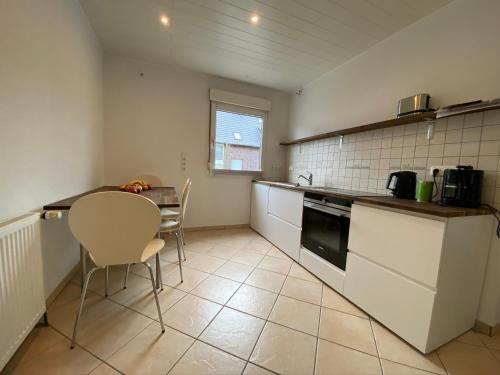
top-left (286, 110), bottom-right (500, 207)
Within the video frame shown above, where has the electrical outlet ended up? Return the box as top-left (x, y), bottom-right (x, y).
top-left (429, 165), bottom-right (457, 177)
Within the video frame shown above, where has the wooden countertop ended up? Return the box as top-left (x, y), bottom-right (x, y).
top-left (353, 196), bottom-right (491, 217)
top-left (43, 186), bottom-right (179, 210)
top-left (253, 180), bottom-right (491, 218)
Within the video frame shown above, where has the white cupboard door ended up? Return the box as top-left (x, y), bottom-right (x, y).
top-left (344, 253), bottom-right (436, 353)
top-left (348, 204), bottom-right (445, 288)
top-left (267, 214), bottom-right (301, 261)
top-left (268, 187), bottom-right (303, 227)
top-left (250, 183), bottom-right (270, 237)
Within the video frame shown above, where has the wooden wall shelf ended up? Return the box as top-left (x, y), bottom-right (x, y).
top-left (279, 112), bottom-right (436, 146)
top-left (280, 100), bottom-right (500, 146)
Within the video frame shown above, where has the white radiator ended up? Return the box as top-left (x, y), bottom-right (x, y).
top-left (0, 213), bottom-right (46, 370)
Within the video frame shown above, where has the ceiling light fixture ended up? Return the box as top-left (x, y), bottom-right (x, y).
top-left (250, 14), bottom-right (259, 24)
top-left (160, 15), bottom-right (170, 26)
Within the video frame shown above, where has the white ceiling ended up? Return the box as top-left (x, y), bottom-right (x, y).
top-left (81, 0), bottom-right (452, 91)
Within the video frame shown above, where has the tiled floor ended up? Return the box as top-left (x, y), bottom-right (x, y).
top-left (5, 228), bottom-right (500, 375)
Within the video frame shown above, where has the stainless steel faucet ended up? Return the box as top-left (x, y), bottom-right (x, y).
top-left (298, 172), bottom-right (313, 185)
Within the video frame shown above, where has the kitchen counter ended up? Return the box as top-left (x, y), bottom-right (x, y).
top-left (253, 180), bottom-right (491, 218)
top-left (355, 196), bottom-right (491, 217)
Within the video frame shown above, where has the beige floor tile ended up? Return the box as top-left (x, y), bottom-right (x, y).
top-left (243, 363), bottom-right (274, 375)
top-left (200, 307), bottom-right (265, 359)
top-left (455, 330), bottom-right (485, 346)
top-left (11, 338), bottom-right (100, 375)
top-left (124, 285), bottom-right (186, 319)
top-left (380, 359), bottom-right (435, 375)
top-left (288, 262), bottom-right (321, 284)
top-left (163, 294), bottom-right (222, 337)
top-left (316, 338), bottom-right (381, 375)
top-left (170, 340), bottom-right (246, 375)
top-left (213, 261), bottom-right (254, 282)
top-left (269, 295), bottom-right (320, 335)
top-left (227, 284), bottom-right (278, 319)
top-left (266, 246), bottom-right (290, 260)
top-left (231, 249), bottom-right (265, 267)
top-left (438, 340), bottom-right (500, 375)
top-left (280, 276), bottom-right (322, 305)
top-left (48, 284), bottom-right (152, 359)
top-left (258, 255), bottom-right (293, 275)
top-left (184, 253), bottom-right (227, 273)
top-left (241, 240), bottom-right (272, 255)
top-left (319, 308), bottom-right (377, 355)
top-left (245, 268), bottom-right (286, 293)
top-left (372, 322), bottom-right (446, 374)
top-left (130, 261), bottom-right (178, 280)
top-left (162, 266), bottom-right (209, 292)
top-left (181, 240), bottom-right (215, 254)
top-left (9, 326), bottom-right (67, 366)
top-left (190, 275), bottom-right (241, 304)
top-left (206, 244), bottom-right (241, 259)
top-left (160, 247), bottom-right (196, 264)
top-left (107, 273), bottom-right (152, 305)
top-left (321, 285), bottom-right (368, 318)
top-left (250, 322), bottom-right (317, 375)
top-left (88, 363), bottom-right (120, 375)
top-left (319, 307), bottom-right (377, 356)
top-left (107, 323), bottom-right (193, 374)
top-left (478, 330), bottom-right (500, 350)
top-left (492, 349), bottom-right (500, 362)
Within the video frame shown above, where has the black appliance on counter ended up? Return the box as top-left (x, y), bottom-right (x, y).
top-left (386, 171), bottom-right (417, 199)
top-left (441, 166), bottom-right (483, 208)
top-left (301, 192), bottom-right (351, 271)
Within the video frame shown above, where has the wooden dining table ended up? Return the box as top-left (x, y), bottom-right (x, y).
top-left (44, 186), bottom-right (180, 291)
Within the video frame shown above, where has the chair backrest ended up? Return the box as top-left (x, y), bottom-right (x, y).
top-left (179, 179), bottom-right (192, 225)
top-left (68, 192), bottom-right (161, 267)
top-left (136, 175), bottom-right (163, 187)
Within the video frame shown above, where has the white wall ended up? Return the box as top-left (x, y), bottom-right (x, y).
top-left (288, 0), bottom-right (500, 140)
top-left (0, 0), bottom-right (103, 297)
top-left (285, 0), bottom-right (500, 327)
top-left (103, 54), bottom-right (289, 228)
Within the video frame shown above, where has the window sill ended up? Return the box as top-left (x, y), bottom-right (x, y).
top-left (211, 169), bottom-right (263, 176)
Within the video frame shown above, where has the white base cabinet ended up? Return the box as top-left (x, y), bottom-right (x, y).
top-left (250, 183), bottom-right (303, 261)
top-left (344, 203), bottom-right (493, 353)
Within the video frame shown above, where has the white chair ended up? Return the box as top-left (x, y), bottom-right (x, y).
top-left (158, 179), bottom-right (192, 280)
top-left (160, 178), bottom-right (191, 247)
top-left (67, 192), bottom-right (174, 349)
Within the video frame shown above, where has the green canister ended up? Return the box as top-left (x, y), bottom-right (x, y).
top-left (415, 180), bottom-right (433, 202)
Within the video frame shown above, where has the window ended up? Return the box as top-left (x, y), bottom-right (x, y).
top-left (210, 102), bottom-right (265, 173)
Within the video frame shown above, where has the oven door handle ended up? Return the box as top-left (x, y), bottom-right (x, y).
top-left (304, 201), bottom-right (351, 218)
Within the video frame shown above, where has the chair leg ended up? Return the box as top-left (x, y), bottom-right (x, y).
top-left (143, 262), bottom-right (165, 333)
top-left (71, 267), bottom-right (100, 349)
top-left (180, 228), bottom-right (186, 261)
top-left (124, 264), bottom-right (131, 289)
top-left (175, 231), bottom-right (184, 283)
top-left (181, 227), bottom-right (186, 245)
top-left (104, 266), bottom-right (109, 297)
top-left (80, 245), bottom-right (86, 292)
top-left (155, 253), bottom-right (163, 291)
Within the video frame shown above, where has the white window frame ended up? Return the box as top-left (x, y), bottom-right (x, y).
top-left (209, 101), bottom-right (266, 175)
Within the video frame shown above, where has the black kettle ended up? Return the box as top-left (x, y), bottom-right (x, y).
top-left (386, 171), bottom-right (417, 199)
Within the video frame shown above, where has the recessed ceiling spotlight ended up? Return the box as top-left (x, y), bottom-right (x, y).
top-left (160, 15), bottom-right (170, 26)
top-left (250, 14), bottom-right (259, 24)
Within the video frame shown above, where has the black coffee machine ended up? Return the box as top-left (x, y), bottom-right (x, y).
top-left (386, 171), bottom-right (417, 199)
top-left (441, 166), bottom-right (483, 207)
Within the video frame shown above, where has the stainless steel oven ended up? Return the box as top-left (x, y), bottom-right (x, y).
top-left (301, 192), bottom-right (351, 271)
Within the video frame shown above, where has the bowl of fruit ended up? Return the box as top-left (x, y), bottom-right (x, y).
top-left (119, 179), bottom-right (152, 194)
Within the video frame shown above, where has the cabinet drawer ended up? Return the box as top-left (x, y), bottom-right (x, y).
top-left (348, 204), bottom-right (445, 288)
top-left (344, 253), bottom-right (436, 352)
top-left (250, 183), bottom-right (270, 237)
top-left (267, 214), bottom-right (301, 261)
top-left (268, 187), bottom-right (303, 227)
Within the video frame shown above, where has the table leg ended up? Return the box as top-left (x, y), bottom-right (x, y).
top-left (80, 244), bottom-right (86, 292)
